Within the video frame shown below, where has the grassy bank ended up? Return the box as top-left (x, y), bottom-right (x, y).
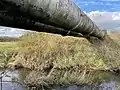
top-left (0, 32), bottom-right (120, 87)
top-left (12, 32), bottom-right (120, 87)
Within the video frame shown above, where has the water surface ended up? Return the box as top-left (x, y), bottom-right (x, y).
top-left (0, 69), bottom-right (120, 90)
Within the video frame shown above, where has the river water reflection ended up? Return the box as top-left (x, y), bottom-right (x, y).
top-left (0, 69), bottom-right (120, 90)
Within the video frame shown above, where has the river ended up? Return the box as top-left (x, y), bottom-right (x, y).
top-left (0, 69), bottom-right (120, 90)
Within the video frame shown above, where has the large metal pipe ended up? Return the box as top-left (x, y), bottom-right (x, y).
top-left (0, 12), bottom-right (83, 37)
top-left (0, 0), bottom-right (106, 39)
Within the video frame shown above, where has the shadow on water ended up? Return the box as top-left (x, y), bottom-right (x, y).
top-left (0, 69), bottom-right (120, 90)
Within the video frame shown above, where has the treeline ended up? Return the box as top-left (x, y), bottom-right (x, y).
top-left (0, 36), bottom-right (19, 42)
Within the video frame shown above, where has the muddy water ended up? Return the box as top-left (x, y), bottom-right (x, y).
top-left (0, 69), bottom-right (120, 90)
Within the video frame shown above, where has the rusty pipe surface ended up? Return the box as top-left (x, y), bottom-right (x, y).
top-left (0, 0), bottom-right (106, 39)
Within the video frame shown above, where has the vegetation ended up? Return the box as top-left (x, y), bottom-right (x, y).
top-left (0, 42), bottom-right (18, 52)
top-left (0, 36), bottom-right (18, 42)
top-left (0, 39), bottom-right (18, 68)
top-left (13, 32), bottom-right (120, 87)
top-left (17, 32), bottom-right (106, 70)
top-left (0, 32), bottom-right (120, 87)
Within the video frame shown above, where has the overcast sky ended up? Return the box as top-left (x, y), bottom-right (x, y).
top-left (0, 0), bottom-right (120, 37)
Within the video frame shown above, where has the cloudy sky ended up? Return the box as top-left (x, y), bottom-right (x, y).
top-left (73, 0), bottom-right (120, 31)
top-left (0, 0), bottom-right (120, 37)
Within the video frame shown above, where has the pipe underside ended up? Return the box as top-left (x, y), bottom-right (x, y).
top-left (0, 0), bottom-right (106, 39)
top-left (0, 12), bottom-right (83, 37)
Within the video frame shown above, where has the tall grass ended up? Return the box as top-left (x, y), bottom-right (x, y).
top-left (15, 32), bottom-right (120, 86)
top-left (89, 34), bottom-right (120, 70)
top-left (0, 41), bottom-right (18, 68)
top-left (17, 32), bottom-right (107, 70)
top-left (13, 32), bottom-right (120, 87)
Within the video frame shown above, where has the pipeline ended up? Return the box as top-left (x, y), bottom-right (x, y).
top-left (0, 12), bottom-right (83, 37)
top-left (0, 0), bottom-right (106, 39)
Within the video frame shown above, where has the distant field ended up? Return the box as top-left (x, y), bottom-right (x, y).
top-left (0, 42), bottom-right (18, 52)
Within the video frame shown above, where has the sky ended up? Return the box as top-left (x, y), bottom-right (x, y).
top-left (0, 0), bottom-right (120, 37)
top-left (73, 0), bottom-right (120, 31)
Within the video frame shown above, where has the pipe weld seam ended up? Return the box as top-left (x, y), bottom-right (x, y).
top-left (87, 28), bottom-right (95, 36)
top-left (67, 18), bottom-right (82, 35)
top-left (66, 30), bottom-right (71, 35)
top-left (70, 19), bottom-right (82, 31)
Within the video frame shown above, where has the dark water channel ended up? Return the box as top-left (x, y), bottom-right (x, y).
top-left (0, 69), bottom-right (120, 90)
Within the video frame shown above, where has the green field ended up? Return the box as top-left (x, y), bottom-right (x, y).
top-left (0, 42), bottom-right (18, 52)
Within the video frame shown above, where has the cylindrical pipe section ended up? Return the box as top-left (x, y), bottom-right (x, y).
top-left (1, 0), bottom-right (106, 39)
top-left (0, 12), bottom-right (83, 37)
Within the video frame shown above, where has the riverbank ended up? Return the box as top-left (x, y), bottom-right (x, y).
top-left (0, 32), bottom-right (120, 88)
top-left (13, 32), bottom-right (120, 87)
top-left (0, 68), bottom-right (119, 90)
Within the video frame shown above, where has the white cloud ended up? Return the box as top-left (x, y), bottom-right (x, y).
top-left (86, 11), bottom-right (120, 30)
top-left (112, 13), bottom-right (120, 20)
